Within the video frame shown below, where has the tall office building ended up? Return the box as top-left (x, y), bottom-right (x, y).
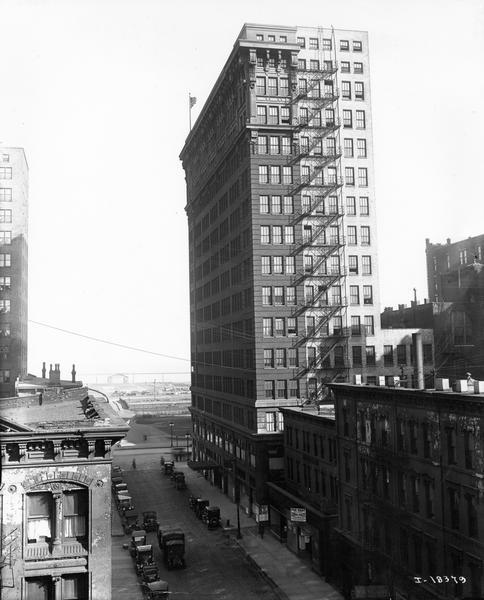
top-left (180, 24), bottom-right (415, 511)
top-left (0, 147), bottom-right (28, 398)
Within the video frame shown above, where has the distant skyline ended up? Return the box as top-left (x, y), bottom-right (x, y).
top-left (1, 0), bottom-right (483, 377)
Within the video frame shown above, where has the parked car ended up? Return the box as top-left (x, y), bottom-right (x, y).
top-left (206, 506), bottom-right (221, 530)
top-left (140, 580), bottom-right (170, 600)
top-left (122, 510), bottom-right (140, 535)
top-left (194, 499), bottom-right (209, 520)
top-left (142, 511), bottom-right (159, 533)
top-left (135, 544), bottom-right (154, 575)
top-left (157, 527), bottom-right (185, 569)
top-left (129, 529), bottom-right (147, 557)
top-left (140, 563), bottom-right (160, 583)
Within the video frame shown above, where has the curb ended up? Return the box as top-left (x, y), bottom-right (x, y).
top-left (233, 536), bottom-right (290, 600)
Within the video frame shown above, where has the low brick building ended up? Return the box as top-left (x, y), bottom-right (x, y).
top-left (330, 382), bottom-right (484, 600)
top-left (267, 405), bottom-right (338, 576)
top-left (0, 386), bottom-right (128, 600)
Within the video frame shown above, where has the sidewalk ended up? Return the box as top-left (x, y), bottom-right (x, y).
top-left (182, 463), bottom-right (344, 600)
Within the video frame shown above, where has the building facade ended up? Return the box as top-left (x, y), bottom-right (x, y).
top-left (180, 24), bottom-right (432, 511)
top-left (0, 386), bottom-right (128, 600)
top-left (330, 383), bottom-right (484, 600)
top-left (0, 147), bottom-right (28, 398)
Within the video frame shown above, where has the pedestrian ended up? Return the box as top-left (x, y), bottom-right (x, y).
top-left (132, 458), bottom-right (136, 470)
top-left (258, 522), bottom-right (265, 539)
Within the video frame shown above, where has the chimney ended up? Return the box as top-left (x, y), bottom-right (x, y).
top-left (41, 362), bottom-right (46, 378)
top-left (72, 364), bottom-right (76, 383)
top-left (446, 238), bottom-right (451, 245)
top-left (412, 332), bottom-right (425, 390)
top-left (49, 364), bottom-right (53, 380)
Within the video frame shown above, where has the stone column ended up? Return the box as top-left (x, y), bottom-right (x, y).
top-left (52, 576), bottom-right (62, 600)
top-left (52, 492), bottom-right (63, 554)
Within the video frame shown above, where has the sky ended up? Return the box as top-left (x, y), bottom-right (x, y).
top-left (1, 0), bottom-right (483, 380)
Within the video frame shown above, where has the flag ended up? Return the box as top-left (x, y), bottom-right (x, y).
top-left (189, 95), bottom-right (197, 108)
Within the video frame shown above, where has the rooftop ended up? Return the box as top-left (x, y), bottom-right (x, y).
top-left (0, 387), bottom-right (127, 433)
top-left (282, 404), bottom-right (336, 420)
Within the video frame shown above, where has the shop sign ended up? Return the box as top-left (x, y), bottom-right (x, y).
top-left (290, 507), bottom-right (306, 522)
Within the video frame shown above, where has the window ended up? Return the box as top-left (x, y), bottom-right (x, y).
top-left (285, 256), bottom-right (295, 274)
top-left (363, 285), bottom-right (373, 305)
top-left (263, 318), bottom-right (273, 337)
top-left (341, 61), bottom-right (350, 73)
top-left (353, 40), bottom-right (362, 52)
top-left (287, 348), bottom-right (298, 367)
top-left (297, 36), bottom-right (305, 48)
top-left (348, 255), bottom-right (358, 275)
top-left (355, 110), bottom-right (366, 128)
top-left (259, 165), bottom-right (269, 183)
top-left (364, 316), bottom-right (374, 336)
top-left (0, 167), bottom-right (12, 179)
top-left (286, 287), bottom-right (296, 305)
top-left (0, 324), bottom-right (11, 337)
top-left (280, 78), bottom-right (289, 96)
top-left (268, 106), bottom-right (279, 125)
top-left (299, 106), bottom-right (308, 125)
top-left (0, 369), bottom-right (10, 382)
top-left (256, 34), bottom-right (264, 41)
top-left (343, 110), bottom-right (352, 128)
top-left (276, 380), bottom-right (287, 398)
top-left (264, 349), bottom-right (274, 368)
top-left (397, 344), bottom-right (407, 365)
top-left (354, 62), bottom-right (363, 73)
top-left (358, 168), bottom-right (368, 186)
top-left (273, 286), bottom-right (284, 305)
top-left (347, 226), bottom-right (357, 245)
top-left (384, 345), bottom-right (394, 366)
top-left (262, 286), bottom-right (272, 305)
top-left (0, 253), bottom-right (11, 267)
top-left (271, 195), bottom-right (281, 213)
top-left (359, 196), bottom-right (369, 215)
top-left (269, 136), bottom-right (280, 155)
top-left (345, 167), bottom-right (355, 186)
top-left (27, 493), bottom-right (53, 542)
top-left (1, 153), bottom-right (9, 162)
top-left (265, 382), bottom-right (275, 400)
top-left (0, 210), bottom-right (12, 223)
top-left (281, 137), bottom-right (291, 155)
top-left (327, 195), bottom-right (338, 214)
top-left (309, 37), bottom-right (319, 49)
top-left (256, 77), bottom-right (266, 94)
top-left (275, 318), bottom-right (285, 336)
top-left (281, 107), bottom-right (290, 124)
top-left (262, 256), bottom-right (271, 274)
top-left (323, 38), bottom-right (332, 50)
top-left (352, 345), bottom-right (363, 366)
top-left (325, 108), bottom-right (335, 125)
top-left (366, 345), bottom-right (376, 365)
top-left (279, 35), bottom-right (287, 42)
top-left (268, 77), bottom-right (278, 96)
top-left (0, 188), bottom-right (12, 201)
top-left (287, 318), bottom-right (297, 335)
top-left (273, 256), bottom-right (283, 273)
top-left (423, 344), bottom-right (433, 364)
top-left (298, 59), bottom-right (306, 70)
top-left (63, 492), bottom-right (87, 538)
top-left (340, 39), bottom-right (349, 51)
top-left (342, 81), bottom-right (351, 99)
top-left (344, 138), bottom-right (354, 158)
top-left (346, 196), bottom-right (356, 215)
top-left (357, 138), bottom-right (367, 158)
top-left (272, 226), bottom-right (282, 244)
top-left (284, 226), bottom-right (294, 244)
top-left (310, 59), bottom-right (320, 71)
top-left (257, 105), bottom-right (267, 124)
top-left (0, 231), bottom-right (12, 245)
top-left (0, 276), bottom-right (11, 291)
top-left (282, 166), bottom-right (293, 184)
top-left (361, 226), bottom-right (370, 245)
top-left (258, 136), bottom-right (268, 154)
top-left (260, 226), bottom-right (271, 244)
top-left (270, 165), bottom-right (281, 184)
top-left (351, 316), bottom-right (361, 336)
top-left (350, 285), bottom-right (360, 305)
top-left (361, 255), bottom-right (371, 275)
top-left (260, 195), bottom-right (269, 213)
top-left (355, 82), bottom-right (364, 100)
top-left (283, 195), bottom-right (293, 214)
top-left (0, 300), bottom-right (10, 313)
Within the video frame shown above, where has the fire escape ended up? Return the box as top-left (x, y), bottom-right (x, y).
top-left (289, 41), bottom-right (349, 403)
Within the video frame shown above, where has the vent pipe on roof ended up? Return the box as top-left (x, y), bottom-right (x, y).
top-left (412, 332), bottom-right (425, 390)
top-left (72, 364), bottom-right (76, 383)
top-left (41, 362), bottom-right (46, 378)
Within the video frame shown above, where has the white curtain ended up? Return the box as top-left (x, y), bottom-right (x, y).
top-left (27, 518), bottom-right (51, 540)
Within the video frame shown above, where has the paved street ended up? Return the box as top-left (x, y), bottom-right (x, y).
top-left (111, 449), bottom-right (280, 600)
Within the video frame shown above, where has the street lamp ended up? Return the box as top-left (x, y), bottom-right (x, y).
top-left (231, 459), bottom-right (242, 540)
top-left (185, 432), bottom-right (190, 460)
top-left (169, 422), bottom-right (174, 447)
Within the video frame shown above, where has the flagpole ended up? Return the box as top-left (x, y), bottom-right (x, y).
top-left (189, 93), bottom-right (192, 131)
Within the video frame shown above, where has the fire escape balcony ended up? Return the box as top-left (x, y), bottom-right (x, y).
top-left (295, 117), bottom-right (341, 134)
top-left (290, 266), bottom-right (345, 289)
top-left (294, 333), bottom-right (351, 378)
top-left (292, 233), bottom-right (345, 255)
top-left (287, 145), bottom-right (342, 167)
top-left (286, 174), bottom-right (343, 199)
top-left (296, 62), bottom-right (339, 77)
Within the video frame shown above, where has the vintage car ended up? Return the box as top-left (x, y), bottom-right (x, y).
top-left (142, 511), bottom-right (159, 533)
top-left (129, 529), bottom-right (147, 557)
top-left (135, 544), bottom-right (154, 575)
top-left (122, 510), bottom-right (140, 535)
top-left (140, 580), bottom-right (170, 600)
top-left (158, 527), bottom-right (185, 569)
top-left (173, 472), bottom-right (186, 490)
top-left (140, 563), bottom-right (160, 584)
top-left (194, 499), bottom-right (209, 520)
top-left (206, 506), bottom-right (221, 530)
top-left (163, 462), bottom-right (174, 476)
top-left (117, 495), bottom-right (134, 513)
